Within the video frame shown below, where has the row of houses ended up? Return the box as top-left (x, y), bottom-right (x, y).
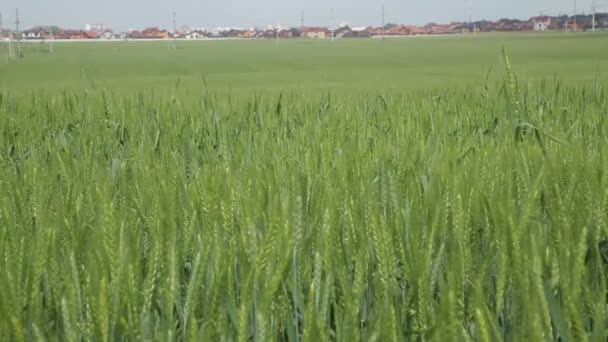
top-left (9, 13), bottom-right (608, 41)
top-left (529, 14), bottom-right (608, 32)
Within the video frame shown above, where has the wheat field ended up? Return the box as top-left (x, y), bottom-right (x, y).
top-left (1, 36), bottom-right (608, 341)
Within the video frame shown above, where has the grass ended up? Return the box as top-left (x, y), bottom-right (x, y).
top-left (1, 33), bottom-right (608, 341)
top-left (1, 32), bottom-right (608, 94)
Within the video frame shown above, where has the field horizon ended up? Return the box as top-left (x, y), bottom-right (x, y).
top-left (1, 32), bottom-right (608, 341)
top-left (2, 32), bottom-right (608, 96)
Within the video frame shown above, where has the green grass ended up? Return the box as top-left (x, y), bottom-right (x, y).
top-left (1, 32), bottom-right (608, 95)
top-left (1, 34), bottom-right (608, 341)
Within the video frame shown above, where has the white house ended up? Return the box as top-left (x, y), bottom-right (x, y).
top-left (23, 27), bottom-right (51, 39)
top-left (100, 30), bottom-right (116, 40)
top-left (185, 30), bottom-right (207, 39)
top-left (532, 16), bottom-right (551, 31)
top-left (300, 27), bottom-right (330, 39)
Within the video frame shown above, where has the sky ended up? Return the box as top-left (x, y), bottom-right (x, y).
top-left (0, 0), bottom-right (595, 31)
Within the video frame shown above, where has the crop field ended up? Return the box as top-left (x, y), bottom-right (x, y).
top-left (1, 33), bottom-right (608, 341)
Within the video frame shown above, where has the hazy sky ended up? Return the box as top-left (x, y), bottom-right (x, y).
top-left (0, 0), bottom-right (593, 31)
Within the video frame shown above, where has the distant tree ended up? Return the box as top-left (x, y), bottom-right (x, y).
top-left (49, 26), bottom-right (63, 35)
top-left (384, 23), bottom-right (398, 30)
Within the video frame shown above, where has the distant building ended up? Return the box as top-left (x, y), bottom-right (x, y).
top-left (85, 24), bottom-right (106, 32)
top-left (23, 26), bottom-right (52, 39)
top-left (184, 30), bottom-right (209, 39)
top-left (100, 29), bottom-right (116, 40)
top-left (279, 28), bottom-right (301, 39)
top-left (55, 30), bottom-right (98, 39)
top-left (0, 29), bottom-right (11, 39)
top-left (178, 25), bottom-right (192, 35)
top-left (334, 25), bottom-right (353, 38)
top-left (242, 30), bottom-right (257, 39)
top-left (300, 27), bottom-right (330, 39)
top-left (129, 27), bottom-right (169, 39)
top-left (425, 23), bottom-right (454, 34)
top-left (532, 16), bottom-right (551, 31)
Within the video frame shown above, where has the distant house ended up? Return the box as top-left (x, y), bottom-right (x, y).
top-left (184, 31), bottom-right (201, 39)
top-left (334, 26), bottom-right (353, 38)
top-left (367, 27), bottom-right (386, 36)
top-left (355, 30), bottom-right (371, 38)
top-left (56, 30), bottom-right (98, 39)
top-left (224, 29), bottom-right (246, 38)
top-left (387, 25), bottom-right (411, 36)
top-left (300, 27), bottom-right (330, 39)
top-left (178, 25), bottom-right (192, 35)
top-left (242, 30), bottom-right (257, 39)
top-left (575, 15), bottom-right (595, 30)
top-left (0, 29), bottom-right (11, 39)
top-left (23, 26), bottom-right (52, 39)
top-left (425, 24), bottom-right (454, 34)
top-left (279, 28), bottom-right (301, 39)
top-left (474, 20), bottom-right (494, 32)
top-left (100, 30), bottom-right (115, 40)
top-left (127, 30), bottom-right (140, 39)
top-left (350, 27), bottom-right (372, 38)
top-left (185, 30), bottom-right (209, 39)
top-left (82, 30), bottom-right (98, 39)
top-left (449, 23), bottom-right (470, 33)
top-left (133, 27), bottom-right (169, 39)
top-left (532, 16), bottom-right (551, 31)
top-left (258, 29), bottom-right (277, 39)
top-left (408, 26), bottom-right (427, 35)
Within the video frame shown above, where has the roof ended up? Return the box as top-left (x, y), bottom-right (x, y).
top-left (83, 30), bottom-right (98, 38)
top-left (142, 27), bottom-right (167, 33)
top-left (299, 26), bottom-right (330, 33)
top-left (531, 16), bottom-right (551, 22)
top-left (24, 26), bottom-right (51, 34)
top-left (57, 30), bottom-right (98, 39)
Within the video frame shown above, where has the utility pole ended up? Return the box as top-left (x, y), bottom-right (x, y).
top-left (301, 9), bottom-right (304, 28)
top-left (592, 0), bottom-right (597, 32)
top-left (330, 8), bottom-right (335, 42)
top-left (15, 8), bottom-right (21, 58)
top-left (173, 10), bottom-right (176, 36)
top-left (573, 0), bottom-right (577, 30)
top-left (381, 5), bottom-right (386, 39)
top-left (50, 27), bottom-right (54, 53)
top-left (169, 10), bottom-right (176, 50)
top-left (468, 0), bottom-right (476, 33)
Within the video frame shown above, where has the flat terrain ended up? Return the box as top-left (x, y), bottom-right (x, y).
top-left (1, 32), bottom-right (608, 94)
top-left (1, 33), bottom-right (608, 341)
